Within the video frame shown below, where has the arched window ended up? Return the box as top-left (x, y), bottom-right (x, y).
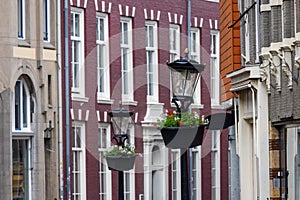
top-left (12, 77), bottom-right (35, 200)
top-left (13, 77), bottom-right (34, 132)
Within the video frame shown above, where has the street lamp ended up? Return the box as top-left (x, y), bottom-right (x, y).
top-left (168, 55), bottom-right (205, 113)
top-left (108, 102), bottom-right (133, 200)
top-left (167, 51), bottom-right (205, 200)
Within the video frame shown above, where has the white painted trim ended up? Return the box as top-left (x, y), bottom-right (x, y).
top-left (132, 6), bottom-right (136, 17)
top-left (260, 4), bottom-right (271, 12)
top-left (96, 110), bottom-right (100, 121)
top-left (215, 20), bottom-right (218, 29)
top-left (157, 11), bottom-right (160, 21)
top-left (168, 12), bottom-right (172, 23)
top-left (179, 15), bottom-right (183, 25)
top-left (70, 0), bottom-right (73, 6)
top-left (119, 4), bottom-right (122, 15)
top-left (70, 108), bottom-right (74, 120)
top-left (209, 19), bottom-right (213, 29)
top-left (78, 109), bottom-right (82, 120)
top-left (84, 0), bottom-right (87, 8)
top-left (85, 110), bottom-right (89, 121)
top-left (125, 6), bottom-right (129, 16)
top-left (94, 0), bottom-right (98, 11)
top-left (144, 9), bottom-right (147, 19)
top-left (151, 9), bottom-right (154, 20)
top-left (200, 18), bottom-right (203, 28)
top-left (102, 1), bottom-right (105, 12)
top-left (174, 13), bottom-right (177, 24)
top-left (108, 2), bottom-right (112, 13)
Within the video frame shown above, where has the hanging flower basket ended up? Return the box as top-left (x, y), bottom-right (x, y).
top-left (105, 155), bottom-right (137, 171)
top-left (159, 126), bottom-right (205, 149)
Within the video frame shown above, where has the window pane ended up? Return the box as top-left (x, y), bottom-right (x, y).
top-left (22, 85), bottom-right (27, 128)
top-left (12, 140), bottom-right (29, 199)
top-left (75, 13), bottom-right (80, 37)
top-left (98, 45), bottom-right (105, 93)
top-left (15, 82), bottom-right (21, 129)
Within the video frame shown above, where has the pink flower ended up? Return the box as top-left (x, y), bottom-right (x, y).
top-left (168, 109), bottom-right (173, 116)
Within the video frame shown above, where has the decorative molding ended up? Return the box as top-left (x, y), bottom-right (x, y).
top-left (70, 108), bottom-right (90, 121)
top-left (269, 51), bottom-right (282, 92)
top-left (119, 4), bottom-right (135, 17)
top-left (278, 49), bottom-right (293, 89)
top-left (259, 54), bottom-right (271, 93)
top-left (168, 12), bottom-right (183, 25)
top-left (70, 0), bottom-right (88, 8)
top-left (94, 1), bottom-right (112, 13)
top-left (144, 8), bottom-right (161, 20)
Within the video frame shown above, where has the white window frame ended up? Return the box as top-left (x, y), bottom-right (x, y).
top-left (211, 130), bottom-right (220, 200)
top-left (13, 79), bottom-right (32, 132)
top-left (145, 21), bottom-right (159, 103)
top-left (72, 122), bottom-right (87, 200)
top-left (190, 28), bottom-right (202, 107)
top-left (210, 30), bottom-right (220, 107)
top-left (191, 147), bottom-right (201, 200)
top-left (120, 17), bottom-right (134, 103)
top-left (171, 149), bottom-right (181, 200)
top-left (169, 24), bottom-right (180, 62)
top-left (124, 127), bottom-right (135, 200)
top-left (96, 13), bottom-right (111, 103)
top-left (71, 7), bottom-right (85, 98)
top-left (18, 0), bottom-right (25, 39)
top-left (98, 123), bottom-right (112, 200)
top-left (43, 0), bottom-right (50, 41)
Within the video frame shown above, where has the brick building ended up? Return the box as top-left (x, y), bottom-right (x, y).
top-left (61, 0), bottom-right (230, 199)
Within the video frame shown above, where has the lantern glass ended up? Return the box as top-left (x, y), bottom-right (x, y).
top-left (170, 68), bottom-right (200, 98)
top-left (111, 115), bottom-right (131, 135)
top-left (108, 107), bottom-right (133, 135)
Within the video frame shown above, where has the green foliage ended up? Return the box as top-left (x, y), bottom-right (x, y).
top-left (156, 109), bottom-right (207, 128)
top-left (104, 145), bottom-right (138, 157)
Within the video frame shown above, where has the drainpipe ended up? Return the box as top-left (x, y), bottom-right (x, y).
top-left (57, 0), bottom-right (63, 199)
top-left (63, 0), bottom-right (71, 199)
top-left (186, 0), bottom-right (194, 199)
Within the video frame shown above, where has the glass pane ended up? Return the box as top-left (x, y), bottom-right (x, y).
top-left (75, 13), bottom-right (80, 37)
top-left (22, 84), bottom-right (27, 128)
top-left (98, 45), bottom-right (105, 93)
top-left (15, 82), bottom-right (20, 129)
top-left (71, 13), bottom-right (74, 36)
top-left (102, 128), bottom-right (107, 148)
top-left (76, 128), bottom-right (81, 148)
top-left (124, 22), bottom-right (128, 44)
top-left (100, 18), bottom-right (104, 41)
top-left (172, 191), bottom-right (177, 200)
top-left (149, 25), bottom-right (154, 47)
top-left (12, 140), bottom-right (28, 200)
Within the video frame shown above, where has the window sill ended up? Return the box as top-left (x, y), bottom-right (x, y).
top-left (122, 100), bottom-right (138, 106)
top-left (43, 42), bottom-right (56, 50)
top-left (97, 99), bottom-right (114, 104)
top-left (18, 40), bottom-right (31, 48)
top-left (72, 95), bottom-right (89, 103)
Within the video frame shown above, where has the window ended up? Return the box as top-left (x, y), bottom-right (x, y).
top-left (120, 17), bottom-right (133, 102)
top-left (169, 24), bottom-right (180, 62)
top-left (72, 123), bottom-right (86, 200)
top-left (124, 127), bottom-right (135, 200)
top-left (43, 0), bottom-right (50, 41)
top-left (14, 79), bottom-right (32, 131)
top-left (48, 75), bottom-right (52, 105)
top-left (171, 150), bottom-right (181, 200)
top-left (145, 21), bottom-right (158, 102)
top-left (96, 13), bottom-right (110, 102)
top-left (210, 31), bottom-right (220, 106)
top-left (71, 8), bottom-right (85, 96)
top-left (12, 139), bottom-right (32, 200)
top-left (98, 124), bottom-right (112, 200)
top-left (190, 28), bottom-right (201, 106)
top-left (191, 147), bottom-right (201, 200)
top-left (12, 78), bottom-right (34, 199)
top-left (212, 130), bottom-right (220, 200)
top-left (18, 0), bottom-right (25, 39)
